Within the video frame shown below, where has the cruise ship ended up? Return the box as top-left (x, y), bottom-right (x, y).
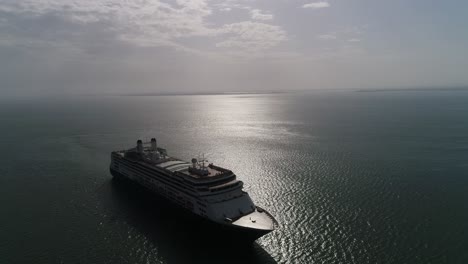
top-left (110, 138), bottom-right (278, 241)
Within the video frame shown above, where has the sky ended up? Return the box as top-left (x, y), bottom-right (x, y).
top-left (0, 0), bottom-right (467, 96)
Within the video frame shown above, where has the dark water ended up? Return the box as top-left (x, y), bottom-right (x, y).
top-left (1, 91), bottom-right (468, 263)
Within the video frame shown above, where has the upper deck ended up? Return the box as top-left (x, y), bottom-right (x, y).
top-left (154, 157), bottom-right (229, 179)
top-left (112, 139), bottom-right (233, 181)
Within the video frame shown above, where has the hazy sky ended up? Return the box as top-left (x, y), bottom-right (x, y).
top-left (1, 0), bottom-right (467, 95)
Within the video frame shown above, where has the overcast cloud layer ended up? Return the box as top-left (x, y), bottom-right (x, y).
top-left (1, 0), bottom-right (467, 95)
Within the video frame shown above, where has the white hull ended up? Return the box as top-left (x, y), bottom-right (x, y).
top-left (110, 139), bottom-right (277, 240)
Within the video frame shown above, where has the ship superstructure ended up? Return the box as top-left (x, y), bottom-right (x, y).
top-left (110, 138), bottom-right (277, 240)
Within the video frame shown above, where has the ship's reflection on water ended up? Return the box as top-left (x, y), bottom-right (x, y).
top-left (105, 178), bottom-right (277, 264)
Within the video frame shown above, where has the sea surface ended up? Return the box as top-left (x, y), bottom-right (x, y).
top-left (1, 90), bottom-right (468, 263)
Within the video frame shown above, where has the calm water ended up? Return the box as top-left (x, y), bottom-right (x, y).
top-left (1, 91), bottom-right (468, 263)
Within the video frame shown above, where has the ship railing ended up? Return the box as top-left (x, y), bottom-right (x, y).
top-left (207, 164), bottom-right (230, 173)
top-left (256, 206), bottom-right (279, 228)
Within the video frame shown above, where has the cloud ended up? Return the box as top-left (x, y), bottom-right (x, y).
top-left (216, 21), bottom-right (287, 52)
top-left (0, 0), bottom-right (288, 58)
top-left (250, 9), bottom-right (273, 21)
top-left (302, 2), bottom-right (330, 9)
top-left (214, 0), bottom-right (252, 12)
top-left (318, 34), bottom-right (337, 40)
top-left (317, 26), bottom-right (366, 44)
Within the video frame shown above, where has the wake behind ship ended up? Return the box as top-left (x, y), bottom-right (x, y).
top-left (110, 138), bottom-right (278, 241)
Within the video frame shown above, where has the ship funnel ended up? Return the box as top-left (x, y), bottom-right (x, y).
top-left (191, 158), bottom-right (197, 168)
top-left (137, 140), bottom-right (143, 153)
top-left (151, 138), bottom-right (157, 151)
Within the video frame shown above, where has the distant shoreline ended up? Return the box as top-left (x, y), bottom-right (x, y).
top-left (356, 86), bottom-right (468, 93)
top-left (5, 87), bottom-right (468, 99)
top-left (113, 87), bottom-right (468, 96)
top-left (113, 91), bottom-right (291, 97)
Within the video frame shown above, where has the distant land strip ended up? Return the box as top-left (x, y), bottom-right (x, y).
top-left (114, 91), bottom-right (291, 96)
top-left (356, 86), bottom-right (468, 92)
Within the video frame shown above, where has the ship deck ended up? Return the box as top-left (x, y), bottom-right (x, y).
top-left (154, 158), bottom-right (226, 177)
top-left (114, 149), bottom-right (230, 179)
top-left (185, 166), bottom-right (226, 178)
top-left (231, 208), bottom-right (277, 231)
